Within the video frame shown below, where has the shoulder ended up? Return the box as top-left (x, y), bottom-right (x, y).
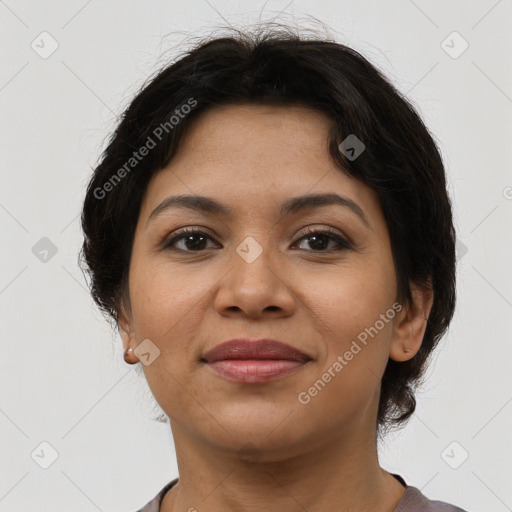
top-left (131, 478), bottom-right (178, 512)
top-left (130, 475), bottom-right (469, 512)
top-left (395, 483), bottom-right (469, 512)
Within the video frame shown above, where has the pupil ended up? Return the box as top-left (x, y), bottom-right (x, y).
top-left (186, 234), bottom-right (206, 250)
top-left (182, 234), bottom-right (331, 251)
top-left (309, 234), bottom-right (328, 250)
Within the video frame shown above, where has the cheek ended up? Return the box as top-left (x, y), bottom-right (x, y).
top-left (130, 264), bottom-right (207, 415)
top-left (130, 253), bottom-right (206, 321)
top-left (309, 256), bottom-right (396, 339)
top-left (128, 260), bottom-right (200, 354)
top-left (297, 279), bottom-right (396, 430)
top-left (128, 256), bottom-right (231, 386)
top-left (303, 257), bottom-right (396, 400)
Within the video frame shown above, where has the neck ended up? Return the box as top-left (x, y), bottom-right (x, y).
top-left (160, 419), bottom-right (405, 512)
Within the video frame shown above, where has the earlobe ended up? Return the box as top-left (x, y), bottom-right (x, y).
top-left (389, 282), bottom-right (433, 362)
top-left (117, 317), bottom-right (140, 365)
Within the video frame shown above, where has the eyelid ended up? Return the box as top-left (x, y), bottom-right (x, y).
top-left (161, 224), bottom-right (353, 252)
top-left (160, 226), bottom-right (219, 248)
top-left (293, 225), bottom-right (353, 250)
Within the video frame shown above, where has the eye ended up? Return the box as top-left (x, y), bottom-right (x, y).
top-left (162, 226), bottom-right (352, 253)
top-left (163, 227), bottom-right (219, 252)
top-left (292, 227), bottom-right (352, 252)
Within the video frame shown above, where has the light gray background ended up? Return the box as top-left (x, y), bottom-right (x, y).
top-left (1, 1), bottom-right (511, 511)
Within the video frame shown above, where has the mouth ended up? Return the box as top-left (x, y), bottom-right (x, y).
top-left (201, 338), bottom-right (312, 383)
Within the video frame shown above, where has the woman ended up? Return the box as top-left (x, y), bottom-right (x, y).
top-left (80, 25), bottom-right (467, 512)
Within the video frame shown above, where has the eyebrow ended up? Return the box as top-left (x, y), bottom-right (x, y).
top-left (147, 193), bottom-right (370, 228)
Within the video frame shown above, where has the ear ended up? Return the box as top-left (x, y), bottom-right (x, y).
top-left (117, 302), bottom-right (136, 353)
top-left (389, 281), bottom-right (433, 362)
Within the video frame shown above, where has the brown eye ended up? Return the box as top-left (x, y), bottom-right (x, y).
top-left (164, 228), bottom-right (219, 252)
top-left (162, 226), bottom-right (352, 253)
top-left (293, 228), bottom-right (352, 252)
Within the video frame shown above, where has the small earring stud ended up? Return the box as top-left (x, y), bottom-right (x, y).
top-left (124, 347), bottom-right (139, 365)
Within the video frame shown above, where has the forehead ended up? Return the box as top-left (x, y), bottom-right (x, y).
top-left (169, 103), bottom-right (332, 172)
top-left (139, 104), bottom-right (380, 225)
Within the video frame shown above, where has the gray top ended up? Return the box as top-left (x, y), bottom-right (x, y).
top-left (133, 474), bottom-right (468, 511)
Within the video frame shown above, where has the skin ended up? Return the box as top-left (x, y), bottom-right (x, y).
top-left (118, 104), bottom-right (433, 512)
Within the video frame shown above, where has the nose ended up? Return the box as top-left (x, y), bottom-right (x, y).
top-left (213, 238), bottom-right (296, 319)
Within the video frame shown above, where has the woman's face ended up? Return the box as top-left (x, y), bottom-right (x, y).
top-left (119, 104), bottom-right (416, 459)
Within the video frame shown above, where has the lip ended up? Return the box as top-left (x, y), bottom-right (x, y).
top-left (202, 338), bottom-right (311, 383)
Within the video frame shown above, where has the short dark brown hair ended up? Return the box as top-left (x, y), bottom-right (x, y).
top-left (80, 25), bottom-right (456, 434)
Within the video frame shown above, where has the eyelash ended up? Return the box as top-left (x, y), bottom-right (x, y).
top-left (162, 226), bottom-right (352, 253)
